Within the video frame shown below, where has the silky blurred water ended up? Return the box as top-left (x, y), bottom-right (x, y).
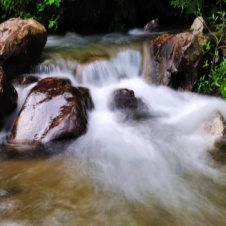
top-left (1, 32), bottom-right (226, 226)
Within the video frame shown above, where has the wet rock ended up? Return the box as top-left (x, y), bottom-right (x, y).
top-left (12, 75), bottom-right (39, 86)
top-left (190, 16), bottom-right (206, 35)
top-left (9, 77), bottom-right (94, 148)
top-left (108, 88), bottom-right (149, 118)
top-left (198, 111), bottom-right (226, 137)
top-left (77, 87), bottom-right (94, 110)
top-left (0, 66), bottom-right (17, 128)
top-left (209, 136), bottom-right (226, 164)
top-left (144, 19), bottom-right (159, 32)
top-left (4, 140), bottom-right (45, 158)
top-left (198, 111), bottom-right (226, 163)
top-left (146, 32), bottom-right (210, 91)
top-left (0, 18), bottom-right (47, 77)
top-left (0, 187), bottom-right (21, 199)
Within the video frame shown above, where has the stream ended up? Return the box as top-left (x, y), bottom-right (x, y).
top-left (0, 30), bottom-right (226, 226)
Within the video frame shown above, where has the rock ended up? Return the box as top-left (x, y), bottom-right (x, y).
top-left (197, 111), bottom-right (226, 137)
top-left (12, 75), bottom-right (39, 86)
top-left (0, 18), bottom-right (47, 77)
top-left (9, 77), bottom-right (94, 148)
top-left (0, 187), bottom-right (21, 199)
top-left (77, 87), bottom-right (94, 110)
top-left (144, 19), bottom-right (159, 32)
top-left (146, 32), bottom-right (209, 90)
top-left (4, 140), bottom-right (45, 158)
top-left (190, 16), bottom-right (206, 35)
top-left (210, 136), bottom-right (226, 164)
top-left (0, 66), bottom-right (17, 128)
top-left (108, 88), bottom-right (149, 118)
top-left (198, 111), bottom-right (226, 164)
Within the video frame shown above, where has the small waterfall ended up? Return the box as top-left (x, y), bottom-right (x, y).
top-left (82, 49), bottom-right (142, 86)
top-left (83, 61), bottom-right (118, 86)
top-left (34, 59), bottom-right (78, 75)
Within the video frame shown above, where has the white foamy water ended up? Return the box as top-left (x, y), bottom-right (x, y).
top-left (67, 78), bottom-right (226, 211)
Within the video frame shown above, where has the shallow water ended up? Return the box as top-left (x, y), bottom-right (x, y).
top-left (1, 32), bottom-right (226, 226)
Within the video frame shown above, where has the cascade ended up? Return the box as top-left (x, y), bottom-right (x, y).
top-left (0, 32), bottom-right (226, 226)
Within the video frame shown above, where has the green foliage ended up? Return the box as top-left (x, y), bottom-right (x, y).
top-left (171, 0), bottom-right (226, 98)
top-left (170, 0), bottom-right (203, 16)
top-left (197, 60), bottom-right (226, 98)
top-left (0, 0), bottom-right (186, 33)
top-left (0, 0), bottom-right (64, 30)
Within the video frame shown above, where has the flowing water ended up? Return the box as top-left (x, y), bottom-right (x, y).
top-left (1, 31), bottom-right (226, 226)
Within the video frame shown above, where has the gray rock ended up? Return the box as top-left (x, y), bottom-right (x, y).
top-left (190, 16), bottom-right (206, 35)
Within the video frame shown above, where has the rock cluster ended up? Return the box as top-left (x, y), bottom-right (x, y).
top-left (0, 17), bottom-right (223, 158)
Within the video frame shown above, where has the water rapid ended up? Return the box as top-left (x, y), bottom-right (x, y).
top-left (1, 33), bottom-right (226, 226)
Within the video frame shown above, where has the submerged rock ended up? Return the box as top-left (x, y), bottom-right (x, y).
top-left (146, 32), bottom-right (209, 91)
top-left (108, 88), bottom-right (149, 118)
top-left (4, 140), bottom-right (45, 158)
top-left (0, 18), bottom-right (47, 77)
top-left (9, 77), bottom-right (94, 149)
top-left (0, 66), bottom-right (17, 128)
top-left (0, 187), bottom-right (21, 199)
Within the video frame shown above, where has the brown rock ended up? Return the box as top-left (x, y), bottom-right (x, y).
top-left (0, 18), bottom-right (47, 77)
top-left (77, 87), bottom-right (94, 110)
top-left (146, 32), bottom-right (209, 90)
top-left (108, 88), bottom-right (149, 118)
top-left (9, 77), bottom-right (94, 147)
top-left (12, 75), bottom-right (39, 86)
top-left (144, 19), bottom-right (159, 32)
top-left (0, 66), bottom-right (17, 127)
top-left (4, 140), bottom-right (45, 158)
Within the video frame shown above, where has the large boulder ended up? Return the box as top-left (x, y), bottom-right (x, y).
top-left (146, 32), bottom-right (210, 91)
top-left (0, 18), bottom-right (47, 77)
top-left (9, 77), bottom-right (94, 148)
top-left (0, 66), bottom-right (17, 128)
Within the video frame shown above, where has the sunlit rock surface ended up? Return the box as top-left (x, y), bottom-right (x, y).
top-left (147, 32), bottom-right (209, 90)
top-left (197, 111), bottom-right (226, 162)
top-left (9, 77), bottom-right (94, 149)
top-left (197, 111), bottom-right (226, 137)
top-left (0, 18), bottom-right (47, 77)
top-left (0, 66), bottom-right (17, 128)
top-left (190, 16), bottom-right (206, 35)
